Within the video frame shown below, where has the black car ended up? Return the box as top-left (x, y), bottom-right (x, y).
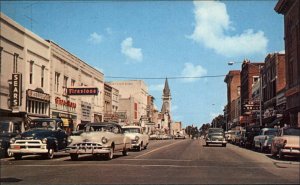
top-left (8, 118), bottom-right (68, 160)
top-left (242, 125), bottom-right (261, 149)
top-left (0, 119), bottom-right (24, 158)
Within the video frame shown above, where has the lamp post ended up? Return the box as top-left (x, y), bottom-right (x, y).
top-left (228, 61), bottom-right (263, 127)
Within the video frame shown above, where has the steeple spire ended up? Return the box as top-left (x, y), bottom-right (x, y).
top-left (163, 78), bottom-right (170, 96)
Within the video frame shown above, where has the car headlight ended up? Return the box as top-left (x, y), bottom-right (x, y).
top-left (135, 136), bottom-right (139, 141)
top-left (42, 138), bottom-right (48, 144)
top-left (101, 137), bottom-right (108, 144)
top-left (10, 138), bottom-right (16, 144)
top-left (67, 137), bottom-right (73, 145)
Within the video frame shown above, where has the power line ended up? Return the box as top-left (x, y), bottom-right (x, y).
top-left (105, 74), bottom-right (227, 80)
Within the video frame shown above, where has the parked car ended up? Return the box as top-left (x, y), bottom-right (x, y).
top-left (8, 118), bottom-right (68, 160)
top-left (122, 125), bottom-right (149, 151)
top-left (71, 123), bottom-right (87, 136)
top-left (0, 119), bottom-right (25, 158)
top-left (253, 128), bottom-right (278, 152)
top-left (243, 125), bottom-right (261, 149)
top-left (174, 132), bottom-right (186, 139)
top-left (149, 134), bottom-right (158, 140)
top-left (225, 130), bottom-right (235, 142)
top-left (271, 127), bottom-right (300, 159)
top-left (234, 130), bottom-right (246, 146)
top-left (66, 122), bottom-right (131, 160)
top-left (205, 128), bottom-right (227, 147)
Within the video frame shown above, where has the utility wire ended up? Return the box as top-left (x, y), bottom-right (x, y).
top-left (105, 74), bottom-right (227, 80)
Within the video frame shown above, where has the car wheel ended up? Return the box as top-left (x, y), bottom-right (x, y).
top-left (70, 154), bottom-right (79, 161)
top-left (14, 154), bottom-right (22, 160)
top-left (259, 144), bottom-right (264, 153)
top-left (206, 143), bottom-right (209, 147)
top-left (278, 150), bottom-right (285, 159)
top-left (222, 144), bottom-right (226, 147)
top-left (4, 148), bottom-right (13, 158)
top-left (271, 144), bottom-right (277, 158)
top-left (137, 144), bottom-right (142, 151)
top-left (43, 148), bottom-right (54, 159)
top-left (122, 149), bottom-right (128, 156)
top-left (106, 148), bottom-right (114, 160)
top-left (144, 143), bottom-right (148, 150)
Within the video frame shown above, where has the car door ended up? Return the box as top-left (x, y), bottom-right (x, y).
top-left (112, 125), bottom-right (124, 151)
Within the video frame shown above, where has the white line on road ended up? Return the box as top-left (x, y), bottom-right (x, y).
top-left (134, 140), bottom-right (187, 159)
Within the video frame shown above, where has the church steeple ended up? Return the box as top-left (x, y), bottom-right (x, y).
top-left (161, 78), bottom-right (171, 114)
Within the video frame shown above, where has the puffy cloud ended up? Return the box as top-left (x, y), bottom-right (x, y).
top-left (189, 1), bottom-right (268, 57)
top-left (181, 63), bottom-right (207, 82)
top-left (88, 32), bottom-right (103, 44)
top-left (121, 37), bottom-right (143, 61)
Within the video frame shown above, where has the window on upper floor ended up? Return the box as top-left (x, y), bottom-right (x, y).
top-left (71, 79), bottom-right (76, 87)
top-left (30, 61), bottom-right (34, 84)
top-left (55, 72), bottom-right (60, 92)
top-left (41, 66), bottom-right (45, 87)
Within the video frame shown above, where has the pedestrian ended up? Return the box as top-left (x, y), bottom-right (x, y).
top-left (69, 119), bottom-right (74, 135)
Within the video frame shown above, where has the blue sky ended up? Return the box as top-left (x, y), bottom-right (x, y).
top-left (1, 1), bottom-right (284, 128)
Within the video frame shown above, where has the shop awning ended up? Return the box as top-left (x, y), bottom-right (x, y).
top-left (62, 118), bottom-right (69, 127)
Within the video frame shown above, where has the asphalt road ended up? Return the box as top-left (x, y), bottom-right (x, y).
top-left (1, 139), bottom-right (299, 184)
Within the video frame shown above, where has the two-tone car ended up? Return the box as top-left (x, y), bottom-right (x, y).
top-left (8, 118), bottom-right (68, 160)
top-left (205, 128), bottom-right (227, 147)
top-left (271, 127), bottom-right (300, 159)
top-left (122, 125), bottom-right (149, 151)
top-left (66, 122), bottom-right (131, 160)
top-left (253, 128), bottom-right (278, 152)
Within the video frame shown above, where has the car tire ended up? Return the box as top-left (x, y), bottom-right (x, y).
top-left (137, 144), bottom-right (142, 151)
top-left (222, 144), bottom-right (226, 147)
top-left (70, 154), bottom-right (78, 161)
top-left (144, 143), bottom-right (148, 150)
top-left (14, 154), bottom-right (22, 160)
top-left (259, 144), bottom-right (264, 153)
top-left (122, 149), bottom-right (128, 156)
top-left (43, 148), bottom-right (54, 159)
top-left (106, 148), bottom-right (114, 160)
top-left (278, 150), bottom-right (285, 159)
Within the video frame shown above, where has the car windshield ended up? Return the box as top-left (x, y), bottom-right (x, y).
top-left (29, 120), bottom-right (56, 130)
top-left (265, 130), bottom-right (278, 136)
top-left (85, 125), bottom-right (110, 132)
top-left (0, 121), bottom-right (9, 133)
top-left (283, 128), bottom-right (300, 136)
top-left (123, 128), bottom-right (140, 133)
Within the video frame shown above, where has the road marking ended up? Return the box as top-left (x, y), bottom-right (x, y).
top-left (134, 140), bottom-right (186, 159)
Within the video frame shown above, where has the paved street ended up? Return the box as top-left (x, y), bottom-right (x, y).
top-left (1, 139), bottom-right (299, 184)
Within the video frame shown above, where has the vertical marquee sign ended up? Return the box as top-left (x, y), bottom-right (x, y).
top-left (11, 73), bottom-right (22, 108)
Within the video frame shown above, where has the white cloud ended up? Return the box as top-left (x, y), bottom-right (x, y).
top-left (121, 37), bottom-right (143, 62)
top-left (181, 63), bottom-right (207, 82)
top-left (88, 32), bottom-right (103, 44)
top-left (189, 1), bottom-right (268, 57)
top-left (149, 84), bottom-right (164, 91)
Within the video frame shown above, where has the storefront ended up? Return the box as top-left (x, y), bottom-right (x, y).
top-left (26, 89), bottom-right (50, 118)
top-left (52, 97), bottom-right (77, 130)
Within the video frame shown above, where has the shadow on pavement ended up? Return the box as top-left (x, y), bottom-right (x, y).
top-left (0, 177), bottom-right (23, 183)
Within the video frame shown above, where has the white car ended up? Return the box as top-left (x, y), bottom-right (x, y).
top-left (122, 126), bottom-right (149, 151)
top-left (66, 122), bottom-right (131, 160)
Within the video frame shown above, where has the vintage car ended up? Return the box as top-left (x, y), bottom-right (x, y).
top-left (149, 134), bottom-right (158, 140)
top-left (234, 129), bottom-right (246, 146)
top-left (0, 119), bottom-right (25, 158)
top-left (205, 128), bottom-right (227, 147)
top-left (122, 125), bottom-right (149, 151)
top-left (253, 128), bottom-right (278, 152)
top-left (8, 118), bottom-right (68, 160)
top-left (66, 122), bottom-right (131, 160)
top-left (271, 127), bottom-right (300, 159)
top-left (174, 132), bottom-right (186, 139)
top-left (243, 125), bottom-right (261, 149)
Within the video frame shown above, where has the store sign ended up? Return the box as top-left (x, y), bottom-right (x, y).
top-left (67, 87), bottom-right (99, 96)
top-left (81, 101), bottom-right (91, 121)
top-left (55, 97), bottom-right (76, 108)
top-left (27, 89), bottom-right (50, 102)
top-left (11, 73), bottom-right (22, 107)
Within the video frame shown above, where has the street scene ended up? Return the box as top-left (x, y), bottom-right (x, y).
top-left (0, 0), bottom-right (300, 184)
top-left (1, 139), bottom-right (299, 184)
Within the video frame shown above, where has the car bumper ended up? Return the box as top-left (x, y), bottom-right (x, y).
top-left (280, 148), bottom-right (300, 155)
top-left (206, 140), bottom-right (227, 144)
top-left (8, 147), bottom-right (48, 154)
top-left (66, 147), bottom-right (111, 154)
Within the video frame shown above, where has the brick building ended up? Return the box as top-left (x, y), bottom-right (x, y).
top-left (240, 60), bottom-right (264, 127)
top-left (261, 53), bottom-right (286, 127)
top-left (224, 70), bottom-right (241, 129)
top-left (275, 0), bottom-right (300, 127)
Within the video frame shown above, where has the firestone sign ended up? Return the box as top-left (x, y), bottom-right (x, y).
top-left (11, 73), bottom-right (22, 107)
top-left (67, 87), bottom-right (99, 96)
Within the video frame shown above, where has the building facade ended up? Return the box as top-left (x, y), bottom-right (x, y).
top-left (240, 60), bottom-right (265, 127)
top-left (224, 70), bottom-right (241, 129)
top-left (275, 0), bottom-right (300, 127)
top-left (0, 13), bottom-right (51, 125)
top-left (261, 53), bottom-right (286, 127)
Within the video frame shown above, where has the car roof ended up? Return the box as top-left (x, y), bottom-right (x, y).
top-left (85, 122), bottom-right (120, 127)
top-left (122, 125), bottom-right (141, 129)
top-left (31, 118), bottom-right (62, 122)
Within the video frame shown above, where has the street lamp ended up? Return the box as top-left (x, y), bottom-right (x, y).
top-left (227, 61), bottom-right (263, 127)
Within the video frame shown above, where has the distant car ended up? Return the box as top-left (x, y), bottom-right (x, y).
top-left (66, 122), bottom-right (131, 160)
top-left (271, 127), bottom-right (300, 159)
top-left (8, 118), bottom-right (68, 160)
top-left (234, 130), bottom-right (246, 146)
top-left (243, 125), bottom-right (261, 149)
top-left (205, 128), bottom-right (227, 147)
top-left (149, 134), bottom-right (158, 140)
top-left (0, 119), bottom-right (24, 158)
top-left (174, 133), bottom-right (186, 139)
top-left (253, 128), bottom-right (278, 152)
top-left (122, 125), bottom-right (149, 151)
